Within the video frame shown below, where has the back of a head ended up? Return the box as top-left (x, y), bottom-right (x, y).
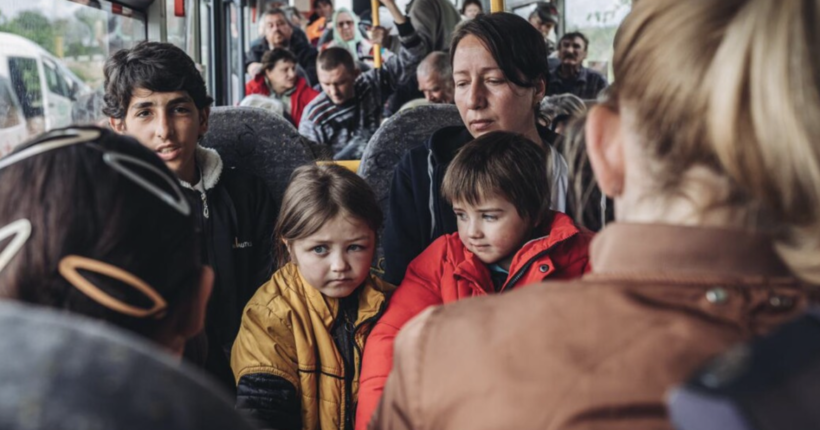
top-left (417, 51), bottom-right (452, 80)
top-left (103, 41), bottom-right (213, 120)
top-left (0, 126), bottom-right (200, 339)
top-left (450, 12), bottom-right (550, 90)
top-left (613, 0), bottom-right (820, 281)
top-left (239, 94), bottom-right (286, 117)
top-left (274, 164), bottom-right (381, 267)
top-left (442, 131), bottom-right (550, 225)
top-left (0, 300), bottom-right (254, 430)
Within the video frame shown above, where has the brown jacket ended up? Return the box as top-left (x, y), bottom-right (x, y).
top-left (369, 223), bottom-right (820, 430)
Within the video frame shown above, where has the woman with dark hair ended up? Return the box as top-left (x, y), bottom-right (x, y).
top-left (381, 12), bottom-right (568, 286)
top-left (361, 13), bottom-right (570, 429)
top-left (0, 126), bottom-right (212, 355)
top-left (461, 0), bottom-right (482, 19)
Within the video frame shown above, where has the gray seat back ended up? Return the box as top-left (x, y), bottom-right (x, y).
top-left (201, 106), bottom-right (325, 206)
top-left (359, 104), bottom-right (463, 273)
top-left (0, 301), bottom-right (255, 430)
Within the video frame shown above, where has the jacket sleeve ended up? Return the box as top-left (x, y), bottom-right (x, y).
top-left (232, 302), bottom-right (301, 430)
top-left (292, 31), bottom-right (319, 87)
top-left (356, 239), bottom-right (447, 430)
top-left (298, 104), bottom-right (325, 147)
top-left (360, 18), bottom-right (426, 105)
top-left (382, 151), bottom-right (428, 285)
top-left (367, 307), bottom-right (440, 430)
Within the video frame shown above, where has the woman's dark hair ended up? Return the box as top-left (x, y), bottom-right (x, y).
top-left (449, 12), bottom-right (550, 90)
top-left (0, 126), bottom-right (201, 339)
top-left (103, 41), bottom-right (214, 120)
top-left (262, 48), bottom-right (298, 72)
top-left (461, 0), bottom-right (483, 15)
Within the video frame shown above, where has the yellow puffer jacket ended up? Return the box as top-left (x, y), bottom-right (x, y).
top-left (231, 263), bottom-right (395, 430)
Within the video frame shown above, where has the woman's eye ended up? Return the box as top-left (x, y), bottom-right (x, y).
top-left (455, 81), bottom-right (468, 88)
top-left (486, 78), bottom-right (504, 85)
top-left (312, 245), bottom-right (328, 254)
top-left (348, 244), bottom-right (366, 252)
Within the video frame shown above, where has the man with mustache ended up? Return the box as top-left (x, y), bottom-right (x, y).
top-left (246, 8), bottom-right (318, 86)
top-left (547, 32), bottom-right (608, 100)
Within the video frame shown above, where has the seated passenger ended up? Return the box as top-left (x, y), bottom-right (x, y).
top-left (371, 0), bottom-right (820, 428)
top-left (0, 126), bottom-right (211, 359)
top-left (547, 31), bottom-right (608, 100)
top-left (561, 113), bottom-right (613, 232)
top-left (461, 0), bottom-right (483, 19)
top-left (247, 8), bottom-right (319, 85)
top-left (231, 164), bottom-right (395, 430)
top-left (382, 13), bottom-right (568, 285)
top-left (306, 0), bottom-right (334, 45)
top-left (356, 131), bottom-right (592, 429)
top-left (323, 8), bottom-right (374, 63)
top-left (416, 51), bottom-right (453, 104)
top-left (299, 0), bottom-right (425, 160)
top-left (539, 92), bottom-right (586, 135)
top-left (104, 41), bottom-right (276, 391)
top-left (245, 48), bottom-right (320, 127)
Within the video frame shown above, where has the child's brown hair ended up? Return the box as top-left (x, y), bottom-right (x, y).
top-left (274, 164), bottom-right (382, 267)
top-left (441, 131), bottom-right (551, 226)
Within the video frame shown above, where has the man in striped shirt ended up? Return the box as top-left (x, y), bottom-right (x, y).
top-left (298, 0), bottom-right (425, 160)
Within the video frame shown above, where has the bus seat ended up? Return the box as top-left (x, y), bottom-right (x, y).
top-left (317, 159), bottom-right (361, 172)
top-left (0, 300), bottom-right (255, 430)
top-left (201, 106), bottom-right (327, 207)
top-left (359, 104), bottom-right (463, 274)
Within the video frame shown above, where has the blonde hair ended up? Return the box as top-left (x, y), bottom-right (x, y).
top-left (274, 164), bottom-right (382, 268)
top-left (613, 0), bottom-right (820, 282)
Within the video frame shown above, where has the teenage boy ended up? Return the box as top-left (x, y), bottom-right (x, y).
top-left (103, 41), bottom-right (276, 390)
top-left (355, 131), bottom-right (592, 429)
top-left (245, 48), bottom-right (320, 127)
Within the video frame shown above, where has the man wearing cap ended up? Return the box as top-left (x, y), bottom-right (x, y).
top-left (548, 31), bottom-right (609, 100)
top-left (530, 2), bottom-right (560, 69)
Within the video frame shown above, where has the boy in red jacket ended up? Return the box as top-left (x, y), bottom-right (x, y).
top-left (244, 48), bottom-right (319, 127)
top-left (355, 131), bottom-right (592, 429)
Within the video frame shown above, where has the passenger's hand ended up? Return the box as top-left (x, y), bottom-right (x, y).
top-left (371, 26), bottom-right (388, 47)
top-left (379, 0), bottom-right (406, 25)
top-left (247, 62), bottom-right (263, 77)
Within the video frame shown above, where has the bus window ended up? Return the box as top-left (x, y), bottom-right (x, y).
top-left (0, 0), bottom-right (146, 138)
top-left (564, 0), bottom-right (631, 81)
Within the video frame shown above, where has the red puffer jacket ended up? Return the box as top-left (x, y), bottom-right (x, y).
top-left (244, 74), bottom-right (319, 127)
top-left (355, 211), bottom-right (592, 430)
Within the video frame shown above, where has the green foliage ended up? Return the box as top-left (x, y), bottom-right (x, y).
top-left (0, 10), bottom-right (57, 54)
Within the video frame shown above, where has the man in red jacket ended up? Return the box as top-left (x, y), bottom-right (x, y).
top-left (245, 48), bottom-right (319, 127)
top-left (356, 131), bottom-right (592, 430)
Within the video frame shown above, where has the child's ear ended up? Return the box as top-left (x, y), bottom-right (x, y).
top-left (177, 266), bottom-right (214, 339)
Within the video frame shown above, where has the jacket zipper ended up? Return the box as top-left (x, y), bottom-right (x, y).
top-left (200, 190), bottom-right (210, 219)
top-left (501, 242), bottom-right (562, 292)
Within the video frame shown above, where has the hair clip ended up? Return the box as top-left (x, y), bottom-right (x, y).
top-left (0, 219), bottom-right (31, 273)
top-left (58, 255), bottom-right (168, 319)
top-left (102, 152), bottom-right (192, 217)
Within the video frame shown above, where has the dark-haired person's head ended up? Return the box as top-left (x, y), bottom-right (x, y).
top-left (317, 47), bottom-right (359, 105)
top-left (558, 32), bottom-right (589, 70)
top-left (442, 131), bottom-right (550, 269)
top-left (534, 2), bottom-right (559, 36)
top-left (103, 41), bottom-right (212, 185)
top-left (449, 13), bottom-right (549, 143)
top-left (313, 0), bottom-right (334, 20)
top-left (262, 48), bottom-right (299, 95)
top-left (461, 0), bottom-right (483, 19)
top-left (261, 8), bottom-right (294, 48)
top-left (0, 126), bottom-right (212, 356)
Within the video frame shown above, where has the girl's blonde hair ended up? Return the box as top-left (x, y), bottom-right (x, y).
top-left (613, 0), bottom-right (820, 282)
top-left (274, 164), bottom-right (382, 268)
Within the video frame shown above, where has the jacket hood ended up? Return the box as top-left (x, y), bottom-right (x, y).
top-left (179, 146), bottom-right (223, 191)
top-left (425, 125), bottom-right (472, 164)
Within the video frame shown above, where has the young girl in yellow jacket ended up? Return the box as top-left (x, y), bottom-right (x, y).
top-left (231, 164), bottom-right (394, 430)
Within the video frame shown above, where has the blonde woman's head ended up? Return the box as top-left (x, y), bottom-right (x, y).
top-left (586, 0), bottom-right (820, 281)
